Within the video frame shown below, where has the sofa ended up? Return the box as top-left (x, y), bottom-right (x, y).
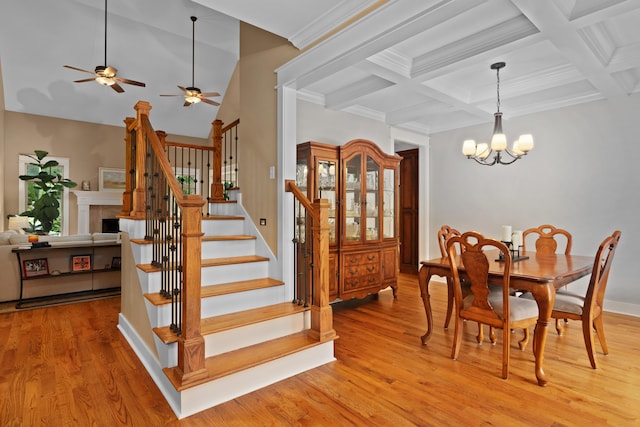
top-left (0, 230), bottom-right (120, 302)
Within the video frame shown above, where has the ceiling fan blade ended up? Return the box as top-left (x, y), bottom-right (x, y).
top-left (160, 94), bottom-right (183, 97)
top-left (178, 86), bottom-right (188, 93)
top-left (111, 83), bottom-right (125, 93)
top-left (64, 65), bottom-right (96, 75)
top-left (201, 98), bottom-right (220, 106)
top-left (199, 92), bottom-right (220, 97)
top-left (73, 78), bottom-right (98, 83)
top-left (183, 100), bottom-right (192, 107)
top-left (114, 77), bottom-right (146, 87)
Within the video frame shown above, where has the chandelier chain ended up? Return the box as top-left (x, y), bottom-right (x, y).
top-left (496, 67), bottom-right (500, 113)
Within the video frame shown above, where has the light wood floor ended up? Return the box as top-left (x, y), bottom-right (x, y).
top-left (1, 274), bottom-right (639, 426)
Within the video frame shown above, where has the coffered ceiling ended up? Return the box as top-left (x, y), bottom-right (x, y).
top-left (2, 0), bottom-right (640, 139)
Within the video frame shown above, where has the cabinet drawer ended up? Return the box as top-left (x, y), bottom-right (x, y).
top-left (344, 262), bottom-right (379, 278)
top-left (344, 251), bottom-right (379, 266)
top-left (343, 274), bottom-right (379, 290)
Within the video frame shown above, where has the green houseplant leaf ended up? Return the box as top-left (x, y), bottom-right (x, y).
top-left (19, 150), bottom-right (77, 234)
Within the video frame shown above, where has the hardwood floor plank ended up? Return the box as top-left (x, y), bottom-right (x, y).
top-left (1, 274), bottom-right (639, 425)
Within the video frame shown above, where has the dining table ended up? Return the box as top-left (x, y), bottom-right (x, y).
top-left (418, 249), bottom-right (594, 386)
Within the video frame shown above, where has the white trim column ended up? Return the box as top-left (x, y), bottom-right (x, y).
top-left (71, 191), bottom-right (123, 234)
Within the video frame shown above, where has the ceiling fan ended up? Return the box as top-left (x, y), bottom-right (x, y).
top-left (63, 0), bottom-right (145, 93)
top-left (161, 16), bottom-right (220, 107)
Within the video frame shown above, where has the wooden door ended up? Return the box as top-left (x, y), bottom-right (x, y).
top-left (397, 149), bottom-right (419, 274)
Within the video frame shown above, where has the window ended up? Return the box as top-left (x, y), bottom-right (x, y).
top-left (18, 154), bottom-right (71, 235)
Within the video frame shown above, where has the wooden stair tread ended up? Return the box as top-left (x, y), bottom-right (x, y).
top-left (153, 301), bottom-right (307, 344)
top-left (202, 215), bottom-right (244, 221)
top-left (203, 277), bottom-right (284, 297)
top-left (202, 255), bottom-right (268, 267)
top-left (202, 235), bottom-right (256, 241)
top-left (200, 302), bottom-right (307, 334)
top-left (137, 255), bottom-right (269, 273)
top-left (145, 278), bottom-right (284, 306)
top-left (163, 331), bottom-right (329, 391)
top-left (131, 235), bottom-right (255, 246)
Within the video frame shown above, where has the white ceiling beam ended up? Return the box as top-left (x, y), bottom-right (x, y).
top-left (511, 0), bottom-right (627, 97)
top-left (325, 75), bottom-right (395, 109)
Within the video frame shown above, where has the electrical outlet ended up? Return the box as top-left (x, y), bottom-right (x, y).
top-left (260, 218), bottom-right (267, 226)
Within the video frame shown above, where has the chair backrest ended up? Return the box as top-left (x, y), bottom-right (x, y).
top-left (585, 230), bottom-right (621, 312)
top-left (438, 225), bottom-right (461, 257)
top-left (447, 231), bottom-right (511, 325)
top-left (523, 224), bottom-right (572, 255)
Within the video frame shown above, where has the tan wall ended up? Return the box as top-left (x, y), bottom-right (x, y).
top-left (0, 60), bottom-right (6, 230)
top-left (3, 111), bottom-right (207, 233)
top-left (238, 22), bottom-right (299, 254)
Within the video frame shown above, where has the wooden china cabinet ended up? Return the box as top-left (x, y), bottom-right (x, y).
top-left (296, 139), bottom-right (401, 301)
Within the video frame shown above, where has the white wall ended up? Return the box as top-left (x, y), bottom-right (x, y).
top-left (429, 93), bottom-right (640, 315)
top-left (297, 101), bottom-right (392, 151)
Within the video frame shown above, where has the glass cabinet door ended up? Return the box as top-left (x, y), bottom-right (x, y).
top-left (344, 154), bottom-right (361, 242)
top-left (295, 158), bottom-right (308, 244)
top-left (383, 168), bottom-right (395, 238)
top-left (317, 159), bottom-right (337, 244)
top-left (364, 155), bottom-right (379, 241)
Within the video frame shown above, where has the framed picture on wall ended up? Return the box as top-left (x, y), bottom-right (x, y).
top-left (71, 255), bottom-right (92, 272)
top-left (99, 168), bottom-right (126, 192)
top-left (22, 258), bottom-right (49, 278)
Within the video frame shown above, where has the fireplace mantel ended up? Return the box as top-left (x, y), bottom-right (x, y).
top-left (71, 191), bottom-right (122, 234)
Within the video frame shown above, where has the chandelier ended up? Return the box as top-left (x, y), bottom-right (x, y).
top-left (462, 62), bottom-right (534, 166)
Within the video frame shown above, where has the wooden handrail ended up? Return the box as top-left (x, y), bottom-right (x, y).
top-left (285, 180), bottom-right (316, 220)
top-left (164, 141), bottom-right (215, 151)
top-left (285, 180), bottom-right (336, 342)
top-left (221, 118), bottom-right (240, 133)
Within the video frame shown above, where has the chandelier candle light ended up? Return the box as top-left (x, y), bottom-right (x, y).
top-left (462, 62), bottom-right (534, 166)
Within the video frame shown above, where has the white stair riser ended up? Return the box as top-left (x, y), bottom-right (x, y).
top-left (202, 220), bottom-right (244, 236)
top-left (153, 335), bottom-right (178, 368)
top-left (201, 261), bottom-right (268, 285)
top-left (202, 239), bottom-right (256, 258)
top-left (140, 259), bottom-right (270, 294)
top-left (208, 203), bottom-right (239, 216)
top-left (178, 342), bottom-right (335, 418)
top-left (204, 312), bottom-right (309, 357)
top-left (201, 286), bottom-right (286, 318)
top-left (146, 285), bottom-right (286, 328)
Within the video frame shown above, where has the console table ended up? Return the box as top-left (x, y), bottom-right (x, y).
top-left (13, 242), bottom-right (121, 308)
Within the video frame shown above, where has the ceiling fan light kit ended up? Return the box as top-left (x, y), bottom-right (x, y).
top-left (160, 16), bottom-right (220, 107)
top-left (64, 0), bottom-right (146, 93)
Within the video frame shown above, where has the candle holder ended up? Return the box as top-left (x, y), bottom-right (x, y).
top-left (497, 241), bottom-right (529, 262)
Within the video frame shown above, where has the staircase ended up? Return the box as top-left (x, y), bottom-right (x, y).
top-left (117, 198), bottom-right (336, 418)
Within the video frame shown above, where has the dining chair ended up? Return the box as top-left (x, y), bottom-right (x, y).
top-left (522, 224), bottom-right (573, 331)
top-left (438, 225), bottom-right (462, 330)
top-left (447, 231), bottom-right (539, 379)
top-left (547, 230), bottom-right (621, 369)
top-left (522, 224), bottom-right (572, 255)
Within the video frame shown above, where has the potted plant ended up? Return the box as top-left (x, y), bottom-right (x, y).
top-left (19, 150), bottom-right (77, 234)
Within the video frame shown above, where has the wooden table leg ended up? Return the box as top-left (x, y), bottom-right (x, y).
top-left (418, 266), bottom-right (434, 344)
top-left (530, 283), bottom-right (556, 386)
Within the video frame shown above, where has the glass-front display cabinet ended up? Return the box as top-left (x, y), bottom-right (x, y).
top-left (296, 139), bottom-right (401, 302)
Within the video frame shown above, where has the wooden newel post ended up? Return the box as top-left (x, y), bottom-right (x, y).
top-left (211, 119), bottom-right (224, 201)
top-left (120, 117), bottom-right (135, 217)
top-left (131, 101), bottom-right (150, 219)
top-left (309, 198), bottom-right (337, 342)
top-left (172, 195), bottom-right (208, 385)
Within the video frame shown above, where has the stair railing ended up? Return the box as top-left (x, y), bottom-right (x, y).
top-left (285, 180), bottom-right (336, 342)
top-left (124, 101), bottom-right (208, 387)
